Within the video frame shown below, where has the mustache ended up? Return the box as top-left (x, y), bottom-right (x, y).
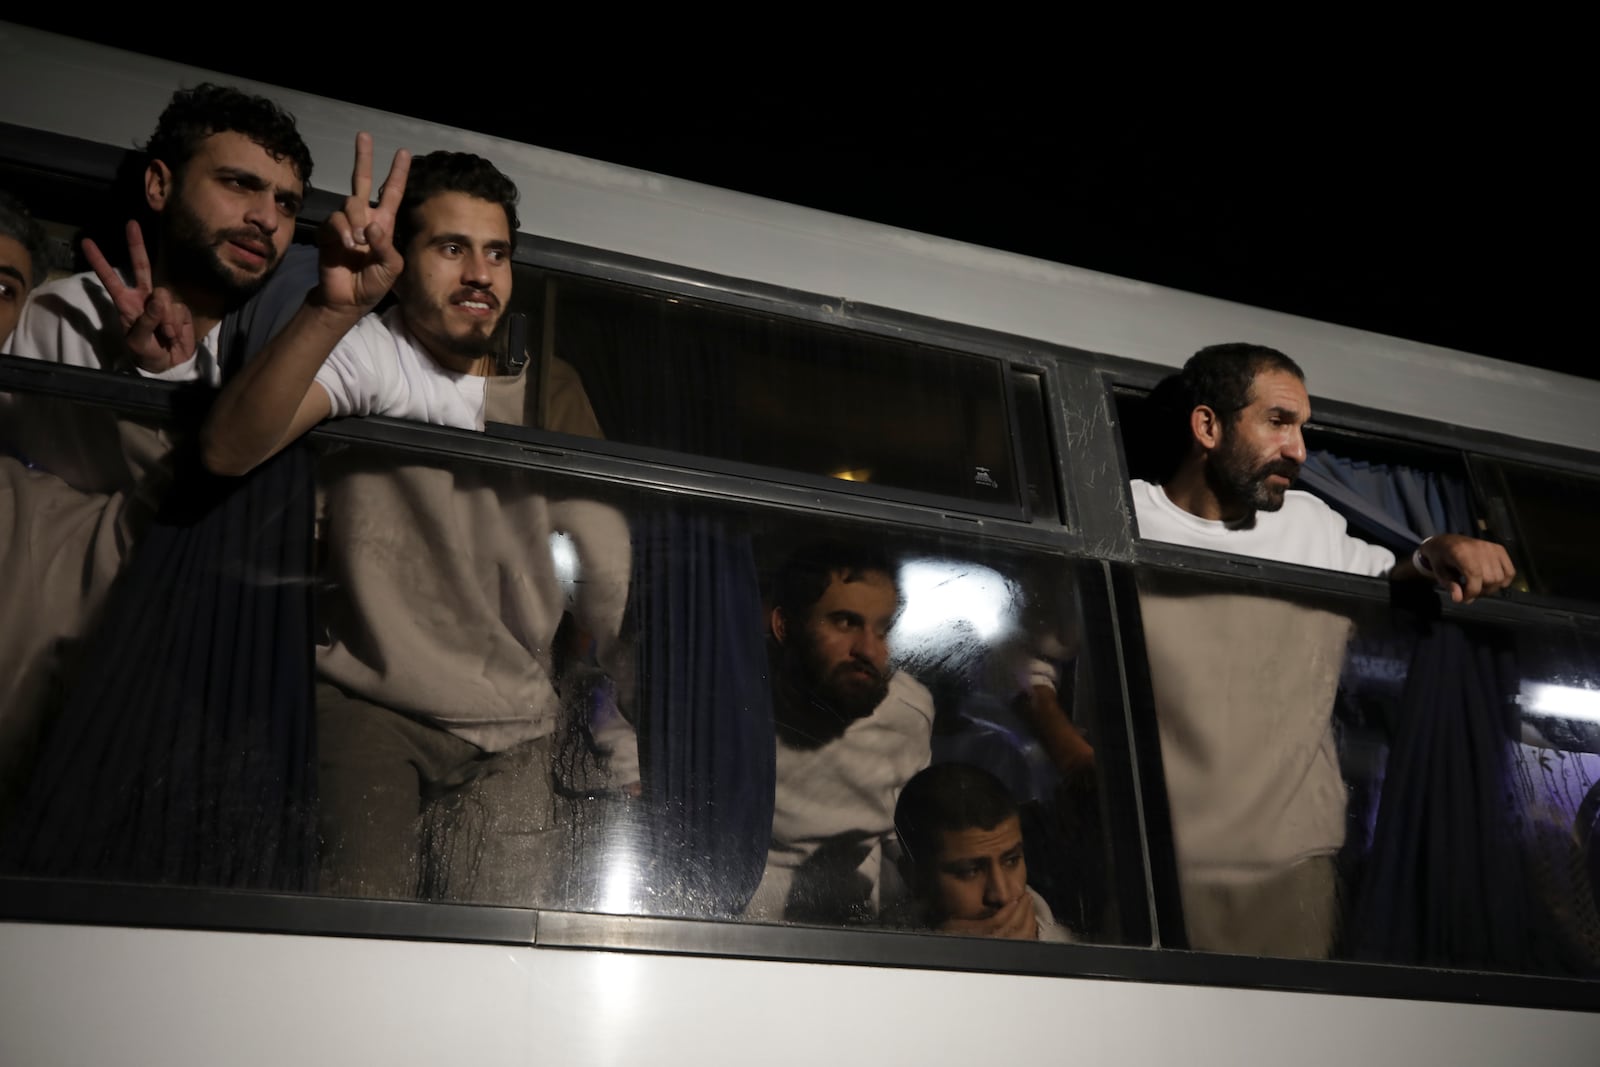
top-left (830, 657), bottom-right (886, 685)
top-left (216, 227), bottom-right (279, 264)
top-left (452, 288), bottom-right (500, 309)
top-left (1262, 459), bottom-right (1300, 480)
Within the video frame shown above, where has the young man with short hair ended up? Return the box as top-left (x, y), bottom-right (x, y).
top-left (202, 139), bottom-right (625, 903)
top-left (0, 189), bottom-right (50, 348)
top-left (893, 762), bottom-right (1071, 941)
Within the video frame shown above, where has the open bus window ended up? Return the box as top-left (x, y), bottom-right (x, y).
top-left (524, 272), bottom-right (1029, 516)
top-left (1115, 386), bottom-right (1486, 563)
top-left (1127, 564), bottom-right (1600, 975)
top-left (0, 388), bottom-right (1134, 950)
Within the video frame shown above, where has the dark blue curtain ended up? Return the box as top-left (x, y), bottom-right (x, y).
top-left (634, 512), bottom-right (774, 915)
top-left (557, 286), bottom-right (776, 916)
top-left (1, 443), bottom-right (318, 889)
top-left (1348, 620), bottom-right (1575, 972)
top-left (0, 247), bottom-right (320, 890)
top-left (1299, 450), bottom-right (1589, 970)
top-left (1299, 450), bottom-right (1475, 554)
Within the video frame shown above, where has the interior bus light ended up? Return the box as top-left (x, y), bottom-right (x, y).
top-left (831, 468), bottom-right (872, 482)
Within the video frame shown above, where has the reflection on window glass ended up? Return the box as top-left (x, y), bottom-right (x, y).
top-left (0, 386), bottom-right (1128, 949)
top-left (1132, 566), bottom-right (1600, 976)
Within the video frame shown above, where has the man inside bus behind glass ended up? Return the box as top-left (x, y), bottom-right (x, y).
top-left (892, 762), bottom-right (1072, 942)
top-left (745, 543), bottom-right (935, 924)
top-left (201, 142), bottom-right (627, 903)
top-left (0, 96), bottom-right (311, 807)
top-left (0, 190), bottom-right (51, 348)
top-left (1130, 342), bottom-right (1515, 958)
top-left (6, 83), bottom-right (312, 385)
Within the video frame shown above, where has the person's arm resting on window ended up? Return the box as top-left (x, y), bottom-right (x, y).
top-left (1390, 533), bottom-right (1516, 604)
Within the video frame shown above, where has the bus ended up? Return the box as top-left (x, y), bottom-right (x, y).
top-left (1, 22), bottom-right (1597, 1064)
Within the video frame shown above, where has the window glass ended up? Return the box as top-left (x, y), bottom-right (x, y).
top-left (1011, 369), bottom-right (1061, 524)
top-left (1474, 458), bottom-right (1600, 603)
top-left (1129, 565), bottom-right (1600, 975)
top-left (0, 383), bottom-right (1133, 950)
top-left (520, 272), bottom-right (1024, 513)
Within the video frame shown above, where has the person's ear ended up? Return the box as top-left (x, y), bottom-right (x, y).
top-left (145, 160), bottom-right (174, 213)
top-left (769, 606), bottom-right (788, 644)
top-left (1191, 404), bottom-right (1223, 453)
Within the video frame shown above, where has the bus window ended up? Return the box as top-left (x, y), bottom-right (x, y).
top-left (1124, 563), bottom-right (1600, 976)
top-left (0, 388), bottom-right (1139, 949)
top-left (530, 273), bottom-right (1026, 515)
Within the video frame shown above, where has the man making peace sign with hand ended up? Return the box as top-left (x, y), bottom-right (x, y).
top-left (204, 134), bottom-right (629, 904)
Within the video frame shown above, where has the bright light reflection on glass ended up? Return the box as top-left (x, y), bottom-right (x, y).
top-left (598, 842), bottom-right (639, 914)
top-left (550, 531), bottom-right (578, 602)
top-left (893, 560), bottom-right (1020, 655)
top-left (1519, 682), bottom-right (1600, 726)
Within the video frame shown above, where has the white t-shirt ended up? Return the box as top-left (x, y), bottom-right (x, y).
top-left (6, 271), bottom-right (221, 384)
top-left (1130, 478), bottom-right (1394, 577)
top-left (314, 307), bottom-right (487, 429)
top-left (746, 671), bottom-right (935, 922)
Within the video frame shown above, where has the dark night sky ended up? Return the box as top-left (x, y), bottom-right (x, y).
top-left (13, 21), bottom-right (1589, 380)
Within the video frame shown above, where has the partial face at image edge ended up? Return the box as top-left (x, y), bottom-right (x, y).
top-left (0, 233), bottom-right (35, 347)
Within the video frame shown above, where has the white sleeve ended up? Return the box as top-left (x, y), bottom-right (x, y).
top-left (136, 360), bottom-right (207, 383)
top-left (1330, 511), bottom-right (1397, 577)
top-left (7, 275), bottom-right (213, 383)
top-left (313, 317), bottom-right (394, 418)
top-left (6, 277), bottom-right (117, 369)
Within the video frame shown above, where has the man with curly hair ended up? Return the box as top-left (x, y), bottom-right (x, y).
top-left (6, 82), bottom-right (313, 382)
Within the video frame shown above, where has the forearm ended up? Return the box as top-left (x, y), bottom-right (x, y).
top-left (201, 295), bottom-right (358, 475)
top-left (1019, 684), bottom-right (1095, 773)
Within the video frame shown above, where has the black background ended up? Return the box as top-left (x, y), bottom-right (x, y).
top-left (8, 22), bottom-right (1587, 379)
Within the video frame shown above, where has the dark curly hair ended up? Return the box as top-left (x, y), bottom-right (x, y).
top-left (0, 189), bottom-right (51, 286)
top-left (143, 83), bottom-right (313, 189)
top-left (393, 152), bottom-right (520, 255)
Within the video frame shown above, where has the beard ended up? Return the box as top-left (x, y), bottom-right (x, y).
top-left (162, 195), bottom-right (279, 305)
top-left (791, 634), bottom-right (891, 725)
top-left (434, 299), bottom-right (506, 360)
top-left (404, 287), bottom-right (507, 368)
top-left (1206, 434), bottom-right (1299, 525)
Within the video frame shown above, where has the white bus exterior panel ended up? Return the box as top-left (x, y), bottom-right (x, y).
top-left (0, 921), bottom-right (1595, 1066)
top-left (1, 23), bottom-right (1594, 455)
